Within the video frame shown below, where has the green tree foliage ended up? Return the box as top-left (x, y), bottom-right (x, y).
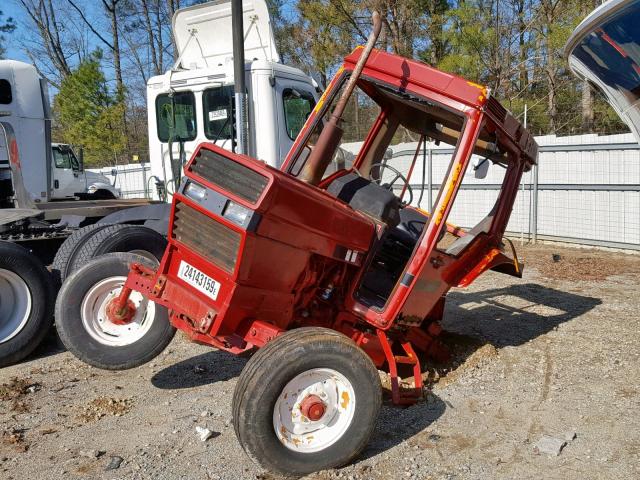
top-left (0, 10), bottom-right (16, 59)
top-left (53, 54), bottom-right (127, 167)
top-left (272, 0), bottom-right (625, 137)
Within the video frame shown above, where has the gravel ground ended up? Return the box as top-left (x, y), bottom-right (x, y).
top-left (1, 243), bottom-right (639, 480)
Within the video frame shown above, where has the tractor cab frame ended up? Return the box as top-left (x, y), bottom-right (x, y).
top-left (112, 47), bottom-right (537, 401)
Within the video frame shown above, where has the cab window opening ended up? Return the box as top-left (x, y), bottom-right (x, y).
top-left (283, 88), bottom-right (316, 140)
top-left (203, 85), bottom-right (235, 141)
top-left (0, 79), bottom-right (11, 104)
top-left (156, 91), bottom-right (197, 143)
top-left (53, 148), bottom-right (71, 169)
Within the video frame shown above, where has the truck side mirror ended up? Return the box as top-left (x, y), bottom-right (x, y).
top-left (473, 157), bottom-right (490, 179)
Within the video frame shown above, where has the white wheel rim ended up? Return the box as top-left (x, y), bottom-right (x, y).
top-left (0, 269), bottom-right (32, 344)
top-left (129, 249), bottom-right (157, 262)
top-left (273, 368), bottom-right (356, 453)
top-left (80, 276), bottom-right (155, 346)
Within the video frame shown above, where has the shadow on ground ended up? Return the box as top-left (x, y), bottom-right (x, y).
top-left (358, 281), bottom-right (602, 459)
top-left (443, 282), bottom-right (602, 347)
top-left (151, 349), bottom-right (248, 389)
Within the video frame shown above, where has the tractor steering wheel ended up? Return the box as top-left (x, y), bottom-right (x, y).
top-left (369, 162), bottom-right (414, 206)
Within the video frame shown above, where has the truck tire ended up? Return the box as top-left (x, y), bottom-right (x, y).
top-left (51, 224), bottom-right (112, 284)
top-left (69, 225), bottom-right (167, 275)
top-left (55, 253), bottom-right (175, 370)
top-left (0, 241), bottom-right (55, 367)
top-left (232, 327), bottom-right (382, 476)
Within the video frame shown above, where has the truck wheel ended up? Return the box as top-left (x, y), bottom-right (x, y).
top-left (51, 224), bottom-right (112, 284)
top-left (0, 242), bottom-right (55, 367)
top-left (232, 327), bottom-right (381, 476)
top-left (55, 253), bottom-right (175, 370)
top-left (69, 225), bottom-right (167, 274)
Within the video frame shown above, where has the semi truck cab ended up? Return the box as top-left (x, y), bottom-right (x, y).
top-left (146, 0), bottom-right (320, 200)
top-left (0, 61), bottom-right (120, 207)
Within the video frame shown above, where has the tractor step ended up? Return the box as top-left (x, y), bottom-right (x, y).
top-left (377, 330), bottom-right (424, 405)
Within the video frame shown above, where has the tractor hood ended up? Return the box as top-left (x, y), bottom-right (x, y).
top-left (172, 0), bottom-right (280, 70)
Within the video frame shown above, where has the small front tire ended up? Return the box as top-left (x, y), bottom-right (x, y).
top-left (232, 327), bottom-right (381, 476)
top-left (55, 252), bottom-right (175, 370)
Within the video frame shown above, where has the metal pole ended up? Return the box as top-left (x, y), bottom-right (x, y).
top-left (532, 159), bottom-right (539, 243)
top-left (521, 103), bottom-right (527, 245)
top-left (428, 147), bottom-right (433, 212)
top-left (142, 162), bottom-right (148, 199)
top-left (232, 0), bottom-right (248, 155)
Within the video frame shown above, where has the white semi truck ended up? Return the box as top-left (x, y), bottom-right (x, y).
top-left (0, 0), bottom-right (319, 366)
top-left (0, 60), bottom-right (121, 204)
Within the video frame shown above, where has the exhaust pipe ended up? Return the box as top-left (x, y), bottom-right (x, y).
top-left (300, 11), bottom-right (382, 185)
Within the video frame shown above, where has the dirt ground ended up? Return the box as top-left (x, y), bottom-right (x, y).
top-left (1, 242), bottom-right (639, 480)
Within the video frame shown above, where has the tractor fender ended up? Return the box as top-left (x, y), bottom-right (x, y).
top-left (97, 203), bottom-right (170, 235)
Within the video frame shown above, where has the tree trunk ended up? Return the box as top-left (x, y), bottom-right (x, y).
top-left (104, 0), bottom-right (124, 99)
top-left (517, 0), bottom-right (528, 92)
top-left (142, 0), bottom-right (160, 75)
top-left (168, 0), bottom-right (179, 61)
top-left (581, 80), bottom-right (594, 131)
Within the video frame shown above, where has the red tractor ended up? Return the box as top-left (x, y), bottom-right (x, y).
top-left (56, 14), bottom-right (537, 477)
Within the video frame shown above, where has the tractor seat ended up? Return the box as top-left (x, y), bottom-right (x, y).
top-left (390, 207), bottom-right (429, 246)
top-left (326, 172), bottom-right (400, 228)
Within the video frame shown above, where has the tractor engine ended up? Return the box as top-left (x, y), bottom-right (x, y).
top-left (156, 144), bottom-right (376, 350)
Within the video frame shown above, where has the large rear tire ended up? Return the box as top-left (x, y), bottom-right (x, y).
top-left (232, 327), bottom-right (381, 476)
top-left (0, 241), bottom-right (55, 367)
top-left (55, 253), bottom-right (175, 370)
top-left (69, 225), bottom-right (167, 274)
top-left (51, 224), bottom-right (112, 285)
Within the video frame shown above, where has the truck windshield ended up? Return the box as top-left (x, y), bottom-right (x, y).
top-left (53, 148), bottom-right (71, 169)
top-left (156, 91), bottom-right (197, 142)
top-left (567, 2), bottom-right (640, 139)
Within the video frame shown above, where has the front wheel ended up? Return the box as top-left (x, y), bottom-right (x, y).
top-left (232, 327), bottom-right (381, 476)
top-left (55, 253), bottom-right (176, 370)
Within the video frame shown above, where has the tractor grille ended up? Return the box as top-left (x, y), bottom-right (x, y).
top-left (189, 149), bottom-right (268, 204)
top-left (172, 202), bottom-right (241, 273)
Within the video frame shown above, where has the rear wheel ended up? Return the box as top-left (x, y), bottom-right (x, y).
top-left (51, 224), bottom-right (112, 285)
top-left (0, 241), bottom-right (54, 367)
top-left (69, 225), bottom-right (167, 273)
top-left (232, 327), bottom-right (381, 476)
top-left (55, 253), bottom-right (175, 370)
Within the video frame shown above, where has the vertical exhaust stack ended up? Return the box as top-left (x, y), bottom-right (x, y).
top-left (300, 11), bottom-right (382, 185)
top-left (232, 0), bottom-right (248, 155)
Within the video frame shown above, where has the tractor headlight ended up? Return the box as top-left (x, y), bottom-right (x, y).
top-left (183, 181), bottom-right (207, 203)
top-left (223, 201), bottom-right (250, 226)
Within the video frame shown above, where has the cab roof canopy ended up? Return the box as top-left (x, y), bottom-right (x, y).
top-left (172, 0), bottom-right (280, 70)
top-left (344, 49), bottom-right (537, 168)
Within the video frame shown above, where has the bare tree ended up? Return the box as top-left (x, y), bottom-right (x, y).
top-left (66, 0), bottom-right (125, 97)
top-left (16, 0), bottom-right (78, 87)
